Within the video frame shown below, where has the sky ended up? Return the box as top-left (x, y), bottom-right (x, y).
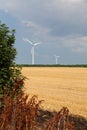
top-left (0, 0), bottom-right (87, 64)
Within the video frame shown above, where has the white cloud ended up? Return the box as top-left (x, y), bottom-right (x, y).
top-left (22, 20), bottom-right (52, 41)
top-left (72, 47), bottom-right (85, 53)
top-left (61, 0), bottom-right (83, 3)
top-left (0, 0), bottom-right (14, 11)
top-left (1, 0), bottom-right (87, 58)
top-left (62, 35), bottom-right (87, 53)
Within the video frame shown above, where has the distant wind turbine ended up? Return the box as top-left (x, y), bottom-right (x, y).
top-left (54, 55), bottom-right (60, 64)
top-left (23, 38), bottom-right (41, 64)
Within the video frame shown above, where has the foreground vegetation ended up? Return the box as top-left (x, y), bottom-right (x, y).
top-left (0, 79), bottom-right (72, 130)
top-left (0, 22), bottom-right (23, 95)
top-left (0, 79), bottom-right (87, 130)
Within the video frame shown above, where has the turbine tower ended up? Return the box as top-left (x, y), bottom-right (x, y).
top-left (23, 38), bottom-right (41, 64)
top-left (54, 55), bottom-right (60, 64)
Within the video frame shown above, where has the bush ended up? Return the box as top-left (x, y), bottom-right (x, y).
top-left (0, 22), bottom-right (23, 95)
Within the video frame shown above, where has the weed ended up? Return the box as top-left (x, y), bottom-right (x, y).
top-left (0, 79), bottom-right (75, 130)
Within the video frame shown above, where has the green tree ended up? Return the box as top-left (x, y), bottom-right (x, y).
top-left (0, 22), bottom-right (23, 95)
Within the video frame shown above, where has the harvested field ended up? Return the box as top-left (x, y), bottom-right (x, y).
top-left (22, 67), bottom-right (87, 118)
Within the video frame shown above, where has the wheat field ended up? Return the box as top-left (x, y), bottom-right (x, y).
top-left (22, 67), bottom-right (87, 118)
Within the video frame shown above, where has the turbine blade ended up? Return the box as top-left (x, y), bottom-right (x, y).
top-left (23, 38), bottom-right (33, 45)
top-left (34, 42), bottom-right (41, 46)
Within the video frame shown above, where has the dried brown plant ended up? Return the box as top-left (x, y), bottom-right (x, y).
top-left (0, 78), bottom-right (75, 130)
top-left (46, 107), bottom-right (75, 130)
top-left (0, 78), bottom-right (43, 130)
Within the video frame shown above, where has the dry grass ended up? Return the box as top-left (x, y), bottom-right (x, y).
top-left (22, 67), bottom-right (87, 118)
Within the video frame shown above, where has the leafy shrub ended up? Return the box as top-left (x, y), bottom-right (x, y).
top-left (0, 22), bottom-right (23, 95)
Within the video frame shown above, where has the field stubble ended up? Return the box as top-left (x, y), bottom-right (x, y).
top-left (22, 67), bottom-right (87, 118)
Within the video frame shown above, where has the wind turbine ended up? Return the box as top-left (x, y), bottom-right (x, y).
top-left (23, 38), bottom-right (41, 64)
top-left (54, 55), bottom-right (60, 64)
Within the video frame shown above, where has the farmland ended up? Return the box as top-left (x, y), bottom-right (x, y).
top-left (22, 67), bottom-right (87, 118)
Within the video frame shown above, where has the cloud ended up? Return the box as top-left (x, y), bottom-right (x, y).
top-left (1, 0), bottom-right (87, 64)
top-left (1, 0), bottom-right (87, 39)
top-left (72, 47), bottom-right (85, 53)
top-left (64, 36), bottom-right (87, 47)
top-left (62, 35), bottom-right (87, 53)
top-left (22, 20), bottom-right (51, 36)
top-left (0, 0), bottom-right (15, 11)
top-left (21, 20), bottom-right (53, 43)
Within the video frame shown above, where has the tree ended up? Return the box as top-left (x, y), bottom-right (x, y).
top-left (0, 22), bottom-right (23, 95)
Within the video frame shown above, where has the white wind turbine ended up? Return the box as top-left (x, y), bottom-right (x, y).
top-left (54, 55), bottom-right (60, 64)
top-left (23, 38), bottom-right (41, 64)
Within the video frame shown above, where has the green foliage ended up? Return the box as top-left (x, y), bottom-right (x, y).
top-left (0, 22), bottom-right (23, 95)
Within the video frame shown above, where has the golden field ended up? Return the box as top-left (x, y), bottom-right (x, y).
top-left (22, 67), bottom-right (87, 118)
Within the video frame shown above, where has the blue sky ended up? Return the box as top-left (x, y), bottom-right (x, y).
top-left (0, 0), bottom-right (87, 64)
